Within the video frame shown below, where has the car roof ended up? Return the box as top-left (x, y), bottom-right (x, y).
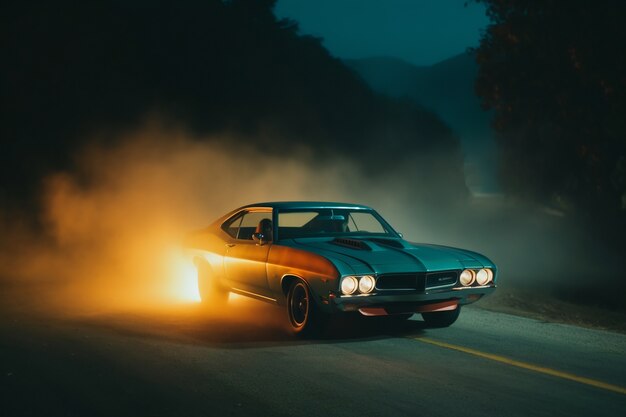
top-left (241, 201), bottom-right (373, 210)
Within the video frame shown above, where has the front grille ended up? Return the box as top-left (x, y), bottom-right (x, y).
top-left (376, 273), bottom-right (425, 290)
top-left (376, 271), bottom-right (460, 291)
top-left (425, 271), bottom-right (458, 289)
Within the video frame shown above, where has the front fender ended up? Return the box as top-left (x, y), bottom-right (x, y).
top-left (267, 245), bottom-right (340, 308)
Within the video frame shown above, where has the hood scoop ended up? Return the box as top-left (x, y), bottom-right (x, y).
top-left (332, 238), bottom-right (373, 251)
top-left (367, 238), bottom-right (406, 249)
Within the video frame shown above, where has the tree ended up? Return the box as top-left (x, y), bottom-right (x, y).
top-left (474, 0), bottom-right (626, 240)
top-left (0, 0), bottom-right (467, 211)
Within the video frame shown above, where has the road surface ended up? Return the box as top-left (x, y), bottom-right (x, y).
top-left (1, 295), bottom-right (625, 417)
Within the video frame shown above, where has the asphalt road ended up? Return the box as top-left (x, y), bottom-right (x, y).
top-left (1, 295), bottom-right (625, 417)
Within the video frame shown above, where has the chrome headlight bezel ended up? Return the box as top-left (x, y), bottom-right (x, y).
top-left (476, 268), bottom-right (490, 285)
top-left (358, 275), bottom-right (376, 294)
top-left (459, 269), bottom-right (476, 286)
top-left (458, 268), bottom-right (494, 287)
top-left (485, 268), bottom-right (494, 283)
top-left (340, 275), bottom-right (377, 295)
top-left (340, 276), bottom-right (359, 295)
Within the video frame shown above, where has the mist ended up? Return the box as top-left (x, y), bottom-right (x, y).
top-left (0, 122), bottom-right (448, 313)
top-left (1, 122), bottom-right (620, 318)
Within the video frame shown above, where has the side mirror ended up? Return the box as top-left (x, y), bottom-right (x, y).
top-left (397, 232), bottom-right (404, 238)
top-left (252, 232), bottom-right (266, 245)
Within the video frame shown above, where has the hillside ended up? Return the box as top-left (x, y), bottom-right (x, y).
top-left (346, 53), bottom-right (498, 193)
top-left (0, 0), bottom-right (467, 212)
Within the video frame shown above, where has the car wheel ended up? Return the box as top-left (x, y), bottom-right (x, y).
top-left (422, 306), bottom-right (461, 328)
top-left (287, 280), bottom-right (326, 337)
top-left (196, 261), bottom-right (228, 307)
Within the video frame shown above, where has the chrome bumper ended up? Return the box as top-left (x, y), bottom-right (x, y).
top-left (327, 285), bottom-right (496, 313)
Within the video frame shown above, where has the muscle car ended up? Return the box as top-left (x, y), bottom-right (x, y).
top-left (184, 202), bottom-right (497, 335)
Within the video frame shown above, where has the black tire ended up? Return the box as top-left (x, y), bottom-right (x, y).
top-left (197, 261), bottom-right (228, 307)
top-left (286, 280), bottom-right (327, 337)
top-left (421, 306), bottom-right (461, 328)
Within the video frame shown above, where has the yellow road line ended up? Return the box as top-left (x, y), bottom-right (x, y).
top-left (414, 337), bottom-right (626, 396)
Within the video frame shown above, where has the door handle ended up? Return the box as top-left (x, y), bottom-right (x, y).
top-left (226, 243), bottom-right (236, 247)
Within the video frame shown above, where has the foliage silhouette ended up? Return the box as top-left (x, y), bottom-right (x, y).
top-left (1, 0), bottom-right (465, 211)
top-left (474, 0), bottom-right (626, 247)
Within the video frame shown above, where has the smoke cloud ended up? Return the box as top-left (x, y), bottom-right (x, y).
top-left (0, 123), bottom-right (407, 313)
top-left (0, 123), bottom-right (621, 317)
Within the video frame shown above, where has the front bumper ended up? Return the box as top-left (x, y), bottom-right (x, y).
top-left (326, 285), bottom-right (496, 315)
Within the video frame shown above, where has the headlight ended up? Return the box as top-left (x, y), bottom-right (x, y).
top-left (459, 269), bottom-right (475, 286)
top-left (341, 276), bottom-right (359, 295)
top-left (486, 268), bottom-right (494, 282)
top-left (476, 269), bottom-right (490, 285)
top-left (358, 275), bottom-right (376, 294)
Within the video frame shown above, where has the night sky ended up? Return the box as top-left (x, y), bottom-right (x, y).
top-left (275, 0), bottom-right (489, 66)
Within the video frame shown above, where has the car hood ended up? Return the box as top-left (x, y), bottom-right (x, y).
top-left (284, 237), bottom-right (494, 275)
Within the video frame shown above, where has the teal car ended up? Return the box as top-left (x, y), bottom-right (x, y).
top-left (185, 202), bottom-right (497, 335)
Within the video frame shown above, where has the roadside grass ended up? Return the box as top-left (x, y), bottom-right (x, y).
top-left (476, 286), bottom-right (626, 334)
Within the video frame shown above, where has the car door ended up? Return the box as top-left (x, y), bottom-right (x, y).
top-left (223, 209), bottom-right (274, 299)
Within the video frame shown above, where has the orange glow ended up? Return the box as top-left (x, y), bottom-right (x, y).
top-left (229, 292), bottom-right (244, 301)
top-left (165, 249), bottom-right (201, 303)
top-left (0, 124), bottom-right (362, 315)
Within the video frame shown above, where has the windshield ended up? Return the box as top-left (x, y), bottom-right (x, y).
top-left (277, 208), bottom-right (395, 240)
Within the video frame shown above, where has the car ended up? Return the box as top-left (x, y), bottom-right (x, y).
top-left (184, 202), bottom-right (497, 335)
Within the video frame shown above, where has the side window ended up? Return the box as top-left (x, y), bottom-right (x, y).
top-left (238, 211), bottom-right (273, 240)
top-left (222, 213), bottom-right (244, 238)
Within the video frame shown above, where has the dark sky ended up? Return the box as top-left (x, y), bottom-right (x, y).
top-left (275, 0), bottom-right (489, 66)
